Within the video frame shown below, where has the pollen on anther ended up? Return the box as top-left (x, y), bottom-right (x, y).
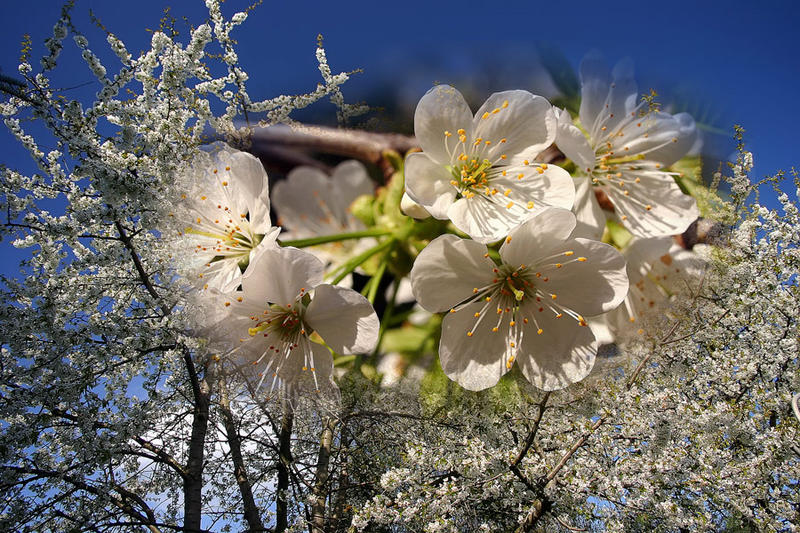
top-left (551, 294), bottom-right (557, 300)
top-left (485, 296), bottom-right (492, 302)
top-left (527, 201), bottom-right (534, 209)
top-left (502, 100), bottom-right (509, 108)
top-left (467, 331), bottom-right (474, 337)
top-left (506, 236), bottom-right (512, 244)
top-left (222, 181), bottom-right (228, 186)
top-left (224, 302), bottom-right (231, 307)
top-left (523, 318), bottom-right (529, 324)
top-left (645, 205), bottom-right (652, 211)
top-left (537, 328), bottom-right (543, 335)
top-left (577, 257), bottom-right (587, 262)
top-left (444, 131), bottom-right (452, 137)
top-left (450, 308), bottom-right (456, 313)
top-left (492, 327), bottom-right (499, 332)
top-left (556, 263), bottom-right (562, 268)
top-left (474, 312), bottom-right (481, 318)
top-left (506, 201), bottom-right (514, 209)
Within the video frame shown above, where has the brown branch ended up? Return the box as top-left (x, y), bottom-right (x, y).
top-left (183, 351), bottom-right (211, 533)
top-left (114, 220), bottom-right (171, 317)
top-left (218, 378), bottom-right (265, 532)
top-left (5, 465), bottom-right (163, 533)
top-left (509, 392), bottom-right (551, 490)
top-left (249, 124), bottom-right (417, 180)
top-left (309, 416), bottom-right (338, 533)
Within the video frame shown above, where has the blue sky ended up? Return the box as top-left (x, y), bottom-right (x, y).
top-left (1, 0), bottom-right (798, 275)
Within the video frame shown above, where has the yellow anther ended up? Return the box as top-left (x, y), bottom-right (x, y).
top-left (222, 181), bottom-right (228, 186)
top-left (551, 294), bottom-right (557, 300)
top-left (523, 160), bottom-right (529, 165)
top-left (212, 169), bottom-right (218, 174)
top-left (457, 128), bottom-right (465, 135)
top-left (510, 342), bottom-right (516, 348)
top-left (541, 164), bottom-right (548, 169)
top-left (450, 308), bottom-right (456, 313)
top-left (501, 100), bottom-right (509, 108)
top-left (501, 170), bottom-right (507, 176)
top-left (577, 257), bottom-right (587, 262)
top-left (492, 327), bottom-right (499, 332)
top-left (536, 167), bottom-right (544, 174)
top-left (485, 296), bottom-right (492, 302)
top-left (537, 328), bottom-right (543, 335)
top-left (492, 107), bottom-right (500, 114)
top-left (565, 251), bottom-right (574, 256)
top-left (635, 177), bottom-right (641, 183)
top-left (506, 201), bottom-right (514, 209)
top-left (556, 313), bottom-right (563, 318)
top-left (444, 130), bottom-right (452, 137)
top-left (629, 316), bottom-right (636, 323)
top-left (302, 366), bottom-right (307, 371)
top-left (556, 263), bottom-right (562, 268)
top-left (459, 135), bottom-right (467, 143)
top-left (236, 296), bottom-right (243, 302)
top-left (450, 180), bottom-right (459, 186)
top-left (506, 236), bottom-right (512, 243)
top-left (225, 166), bottom-right (231, 171)
top-left (500, 154), bottom-right (507, 160)
top-left (509, 321), bottom-right (516, 326)
top-left (474, 312), bottom-right (481, 318)
top-left (621, 215), bottom-right (628, 220)
top-left (517, 173), bottom-right (524, 180)
top-left (500, 138), bottom-right (507, 143)
top-left (200, 195), bottom-right (207, 200)
top-left (624, 190), bottom-right (630, 196)
top-left (467, 331), bottom-right (474, 337)
top-left (482, 112), bottom-right (490, 119)
top-left (527, 201), bottom-right (534, 209)
top-left (504, 189), bottom-right (511, 197)
top-left (485, 140), bottom-right (492, 145)
top-left (645, 205), bottom-right (653, 211)
top-left (473, 287), bottom-right (479, 293)
top-left (224, 302), bottom-right (231, 307)
top-left (474, 138), bottom-right (483, 146)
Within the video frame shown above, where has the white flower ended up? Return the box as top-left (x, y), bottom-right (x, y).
top-left (273, 159), bottom-right (373, 249)
top-left (222, 245), bottom-right (379, 393)
top-left (409, 207), bottom-right (628, 391)
top-left (554, 56), bottom-right (699, 238)
top-left (607, 237), bottom-right (706, 337)
top-left (405, 85), bottom-right (574, 243)
top-left (179, 143), bottom-right (279, 292)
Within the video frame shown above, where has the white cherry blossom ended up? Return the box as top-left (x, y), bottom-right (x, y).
top-left (221, 245), bottom-right (379, 393)
top-left (272, 159), bottom-right (375, 265)
top-left (554, 56), bottom-right (699, 238)
top-left (179, 143), bottom-right (279, 292)
top-left (405, 85), bottom-right (574, 243)
top-left (409, 207), bottom-right (628, 390)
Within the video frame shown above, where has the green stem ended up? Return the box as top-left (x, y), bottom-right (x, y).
top-left (329, 238), bottom-right (395, 285)
top-left (279, 228), bottom-right (393, 248)
top-left (365, 260), bottom-right (387, 305)
top-left (371, 277), bottom-right (400, 360)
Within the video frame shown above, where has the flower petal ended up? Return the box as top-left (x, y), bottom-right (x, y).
top-left (410, 234), bottom-right (496, 313)
top-left (554, 108), bottom-right (595, 173)
top-left (241, 246), bottom-right (324, 306)
top-left (578, 52), bottom-right (610, 134)
top-left (516, 307), bottom-right (597, 391)
top-left (306, 284), bottom-right (379, 354)
top-left (607, 169), bottom-right (699, 237)
top-left (538, 237), bottom-right (628, 317)
top-left (227, 151), bottom-right (272, 233)
top-left (439, 302), bottom-right (512, 391)
top-left (571, 177), bottom-right (606, 240)
top-left (500, 207), bottom-right (577, 267)
top-left (329, 160), bottom-right (375, 221)
top-left (414, 85), bottom-right (474, 164)
top-left (472, 90), bottom-right (556, 160)
top-left (273, 166), bottom-right (333, 234)
top-left (404, 152), bottom-right (457, 219)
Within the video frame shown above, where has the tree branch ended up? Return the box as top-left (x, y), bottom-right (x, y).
top-left (218, 378), bottom-right (265, 532)
top-left (275, 399), bottom-right (295, 533)
top-left (309, 416), bottom-right (338, 533)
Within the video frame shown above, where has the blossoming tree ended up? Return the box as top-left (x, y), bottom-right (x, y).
top-left (0, 3), bottom-right (797, 533)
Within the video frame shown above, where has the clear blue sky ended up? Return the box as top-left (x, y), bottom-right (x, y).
top-left (1, 0), bottom-right (798, 274)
